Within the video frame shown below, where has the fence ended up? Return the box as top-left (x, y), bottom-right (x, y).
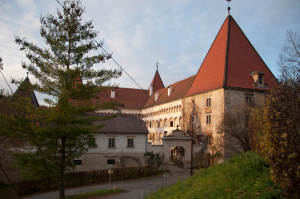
top-left (18, 165), bottom-right (158, 195)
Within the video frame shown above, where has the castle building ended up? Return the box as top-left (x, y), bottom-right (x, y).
top-left (88, 14), bottom-right (277, 167)
top-left (1, 12), bottom-right (279, 183)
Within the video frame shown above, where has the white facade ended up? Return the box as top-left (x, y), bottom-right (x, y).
top-left (77, 133), bottom-right (148, 171)
top-left (142, 99), bottom-right (183, 144)
top-left (89, 133), bottom-right (147, 154)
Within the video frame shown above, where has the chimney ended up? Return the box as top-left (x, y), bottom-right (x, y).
top-left (155, 91), bottom-right (159, 101)
top-left (111, 90), bottom-right (115, 98)
top-left (149, 85), bottom-right (153, 96)
top-left (168, 85), bottom-right (172, 96)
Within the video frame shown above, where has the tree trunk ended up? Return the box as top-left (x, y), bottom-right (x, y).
top-left (59, 139), bottom-right (66, 198)
top-left (59, 175), bottom-right (65, 198)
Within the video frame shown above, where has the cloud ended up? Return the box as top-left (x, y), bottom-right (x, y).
top-left (1, 0), bottom-right (300, 103)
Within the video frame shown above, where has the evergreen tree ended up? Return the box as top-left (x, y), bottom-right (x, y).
top-left (1, 0), bottom-right (121, 198)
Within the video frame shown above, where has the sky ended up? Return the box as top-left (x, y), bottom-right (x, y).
top-left (0, 0), bottom-right (300, 105)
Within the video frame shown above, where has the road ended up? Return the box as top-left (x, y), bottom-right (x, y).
top-left (23, 166), bottom-right (190, 199)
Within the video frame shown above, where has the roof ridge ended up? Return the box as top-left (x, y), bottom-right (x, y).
top-left (106, 86), bottom-right (148, 91)
top-left (223, 15), bottom-right (231, 88)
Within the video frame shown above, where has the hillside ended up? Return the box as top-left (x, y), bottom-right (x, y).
top-left (146, 152), bottom-right (282, 199)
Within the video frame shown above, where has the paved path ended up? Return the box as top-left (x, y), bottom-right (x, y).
top-left (23, 166), bottom-right (190, 199)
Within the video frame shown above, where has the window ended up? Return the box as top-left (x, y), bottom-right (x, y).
top-left (258, 75), bottom-right (263, 84)
top-left (108, 138), bottom-right (115, 148)
top-left (111, 90), bottom-right (115, 98)
top-left (206, 98), bottom-right (211, 107)
top-left (245, 95), bottom-right (254, 107)
top-left (206, 115), bottom-right (211, 125)
top-left (170, 121), bottom-right (174, 127)
top-left (251, 71), bottom-right (265, 88)
top-left (73, 160), bottom-right (82, 165)
top-left (107, 159), bottom-right (115, 165)
top-left (206, 134), bottom-right (212, 145)
top-left (127, 138), bottom-right (134, 148)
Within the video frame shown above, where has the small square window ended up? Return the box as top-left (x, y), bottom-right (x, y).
top-left (108, 138), bottom-right (115, 148)
top-left (206, 115), bottom-right (211, 125)
top-left (245, 95), bottom-right (254, 107)
top-left (206, 98), bottom-right (211, 107)
top-left (206, 134), bottom-right (213, 145)
top-left (107, 159), bottom-right (115, 165)
top-left (127, 138), bottom-right (134, 148)
top-left (73, 160), bottom-right (82, 165)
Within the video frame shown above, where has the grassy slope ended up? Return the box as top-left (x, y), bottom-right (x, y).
top-left (146, 152), bottom-right (282, 199)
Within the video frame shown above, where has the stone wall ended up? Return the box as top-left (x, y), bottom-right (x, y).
top-left (182, 88), bottom-right (225, 162)
top-left (75, 153), bottom-right (146, 171)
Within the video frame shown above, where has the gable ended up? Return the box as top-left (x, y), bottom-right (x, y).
top-left (186, 15), bottom-right (277, 97)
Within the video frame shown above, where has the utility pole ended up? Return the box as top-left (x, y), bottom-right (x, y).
top-left (190, 114), bottom-right (194, 176)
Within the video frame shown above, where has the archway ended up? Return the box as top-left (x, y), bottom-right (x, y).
top-left (170, 146), bottom-right (185, 168)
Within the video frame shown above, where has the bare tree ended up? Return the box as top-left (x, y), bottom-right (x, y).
top-left (278, 30), bottom-right (300, 84)
top-left (216, 106), bottom-right (252, 159)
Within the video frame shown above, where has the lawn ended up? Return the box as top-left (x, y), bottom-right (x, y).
top-left (63, 189), bottom-right (123, 199)
top-left (146, 152), bottom-right (282, 199)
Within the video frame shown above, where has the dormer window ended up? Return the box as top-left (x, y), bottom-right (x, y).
top-left (155, 92), bottom-right (159, 101)
top-left (111, 90), bottom-right (115, 98)
top-left (251, 71), bottom-right (267, 88)
top-left (168, 86), bottom-right (172, 96)
top-left (258, 75), bottom-right (263, 84)
top-left (149, 85), bottom-right (153, 96)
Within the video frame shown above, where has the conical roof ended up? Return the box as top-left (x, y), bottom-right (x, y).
top-left (14, 77), bottom-right (39, 107)
top-left (149, 69), bottom-right (164, 93)
top-left (186, 15), bottom-right (277, 97)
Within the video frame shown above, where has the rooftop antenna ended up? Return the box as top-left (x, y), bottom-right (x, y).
top-left (156, 61), bottom-right (159, 71)
top-left (226, 0), bottom-right (231, 15)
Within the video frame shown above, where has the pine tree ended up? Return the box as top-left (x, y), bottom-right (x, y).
top-left (2, 0), bottom-right (121, 198)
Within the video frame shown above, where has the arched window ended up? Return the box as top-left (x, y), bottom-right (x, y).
top-left (174, 117), bottom-right (179, 128)
top-left (159, 119), bottom-right (163, 127)
top-left (179, 116), bottom-right (182, 127)
top-left (169, 118), bottom-right (174, 127)
top-left (164, 118), bottom-right (168, 127)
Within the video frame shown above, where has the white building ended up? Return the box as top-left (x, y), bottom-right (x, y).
top-left (76, 113), bottom-right (148, 170)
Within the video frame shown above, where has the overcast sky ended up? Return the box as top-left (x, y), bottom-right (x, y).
top-left (0, 0), bottom-right (300, 105)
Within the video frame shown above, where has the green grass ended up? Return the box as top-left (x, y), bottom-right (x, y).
top-left (146, 152), bottom-right (282, 199)
top-left (63, 189), bottom-right (123, 199)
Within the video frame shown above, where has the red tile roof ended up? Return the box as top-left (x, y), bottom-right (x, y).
top-left (144, 75), bottom-right (195, 108)
top-left (90, 87), bottom-right (149, 110)
top-left (149, 70), bottom-right (165, 93)
top-left (186, 15), bottom-right (277, 97)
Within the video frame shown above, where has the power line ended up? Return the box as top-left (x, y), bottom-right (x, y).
top-left (0, 59), bottom-right (14, 94)
top-left (55, 0), bottom-right (178, 121)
